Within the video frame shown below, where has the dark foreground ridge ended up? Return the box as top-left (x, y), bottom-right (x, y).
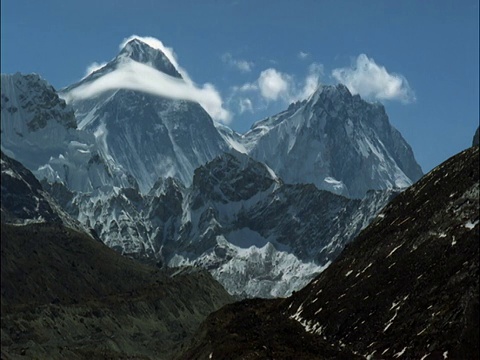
top-left (1, 223), bottom-right (232, 360)
top-left (1, 153), bottom-right (233, 359)
top-left (180, 146), bottom-right (479, 360)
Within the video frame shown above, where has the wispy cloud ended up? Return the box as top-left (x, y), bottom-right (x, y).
top-left (332, 54), bottom-right (415, 103)
top-left (294, 62), bottom-right (324, 102)
top-left (298, 51), bottom-right (309, 59)
top-left (70, 59), bottom-right (231, 123)
top-left (72, 36), bottom-right (231, 123)
top-left (221, 52), bottom-right (254, 73)
top-left (84, 62), bottom-right (107, 78)
top-left (233, 83), bottom-right (258, 92)
top-left (239, 98), bottom-right (253, 113)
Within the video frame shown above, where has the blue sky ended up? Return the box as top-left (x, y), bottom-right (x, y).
top-left (1, 0), bottom-right (478, 173)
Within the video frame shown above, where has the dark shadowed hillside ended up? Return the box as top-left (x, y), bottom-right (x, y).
top-left (181, 146), bottom-right (479, 360)
top-left (1, 153), bottom-right (232, 360)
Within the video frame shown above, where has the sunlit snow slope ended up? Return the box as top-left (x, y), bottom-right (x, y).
top-left (61, 39), bottom-right (229, 193)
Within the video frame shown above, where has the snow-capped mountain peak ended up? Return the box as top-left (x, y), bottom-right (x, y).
top-left (57, 41), bottom-right (229, 193)
top-left (116, 38), bottom-right (181, 78)
top-left (242, 82), bottom-right (422, 198)
top-left (316, 83), bottom-right (350, 97)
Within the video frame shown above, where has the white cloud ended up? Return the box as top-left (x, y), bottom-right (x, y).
top-left (332, 54), bottom-right (415, 103)
top-left (294, 62), bottom-right (324, 102)
top-left (256, 65), bottom-right (323, 103)
top-left (84, 62), bottom-right (107, 77)
top-left (298, 51), bottom-right (309, 59)
top-left (233, 83), bottom-right (258, 92)
top-left (258, 68), bottom-right (291, 101)
top-left (239, 98), bottom-right (253, 113)
top-left (236, 60), bottom-right (254, 73)
top-left (228, 62), bottom-right (324, 114)
top-left (222, 52), bottom-right (254, 73)
top-left (67, 59), bottom-right (231, 123)
top-left (72, 35), bottom-right (231, 123)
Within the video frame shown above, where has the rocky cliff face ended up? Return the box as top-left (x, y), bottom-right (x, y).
top-left (241, 84), bottom-right (423, 198)
top-left (1, 72), bottom-right (76, 170)
top-left (1, 151), bottom-right (61, 225)
top-left (181, 146), bottom-right (479, 359)
top-left (473, 126), bottom-right (479, 147)
top-left (45, 151), bottom-right (398, 298)
top-left (0, 73), bottom-right (134, 193)
top-left (1, 151), bottom-right (92, 236)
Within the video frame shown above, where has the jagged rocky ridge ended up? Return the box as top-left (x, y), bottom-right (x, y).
top-left (0, 73), bottom-right (135, 193)
top-left (45, 151), bottom-right (399, 298)
top-left (1, 152), bottom-right (233, 360)
top-left (1, 151), bottom-right (92, 235)
top-left (181, 146), bottom-right (479, 359)
top-left (235, 84), bottom-right (423, 198)
top-left (1, 151), bottom-right (62, 225)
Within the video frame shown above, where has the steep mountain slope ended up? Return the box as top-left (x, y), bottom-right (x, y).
top-left (181, 146), bottom-right (479, 359)
top-left (168, 152), bottom-right (398, 298)
top-left (62, 38), bottom-right (229, 192)
top-left (0, 73), bottom-right (134, 192)
top-left (45, 151), bottom-right (398, 298)
top-left (473, 126), bottom-right (479, 146)
top-left (1, 73), bottom-right (76, 169)
top-left (242, 84), bottom-right (423, 198)
top-left (1, 224), bottom-right (232, 360)
top-left (1, 151), bottom-right (92, 235)
top-left (1, 154), bottom-right (232, 360)
top-left (1, 151), bottom-right (61, 225)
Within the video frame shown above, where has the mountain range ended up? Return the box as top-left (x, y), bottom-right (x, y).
top-left (181, 145), bottom-right (479, 359)
top-left (1, 150), bottom-right (233, 359)
top-left (0, 37), bottom-right (425, 297)
top-left (2, 38), bottom-right (422, 197)
top-left (1, 36), bottom-right (478, 359)
top-left (233, 83), bottom-right (422, 198)
top-left (42, 150), bottom-right (399, 298)
top-left (2, 136), bottom-right (477, 359)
